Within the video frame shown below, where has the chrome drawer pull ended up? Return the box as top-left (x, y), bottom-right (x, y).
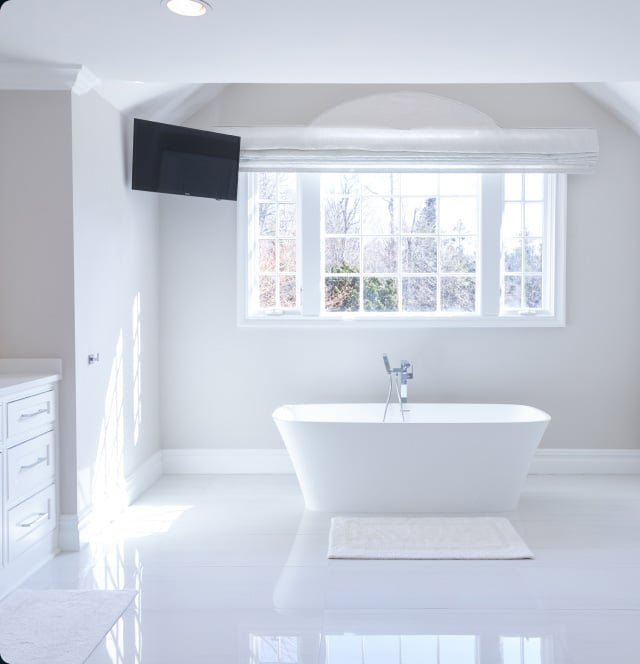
top-left (18, 406), bottom-right (50, 420)
top-left (19, 456), bottom-right (48, 471)
top-left (19, 512), bottom-right (48, 528)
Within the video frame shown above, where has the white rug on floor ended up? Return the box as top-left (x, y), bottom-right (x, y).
top-left (0, 589), bottom-right (137, 664)
top-left (328, 516), bottom-right (533, 559)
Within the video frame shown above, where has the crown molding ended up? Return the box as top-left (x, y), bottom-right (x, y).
top-left (0, 63), bottom-right (100, 94)
top-left (72, 66), bottom-right (101, 95)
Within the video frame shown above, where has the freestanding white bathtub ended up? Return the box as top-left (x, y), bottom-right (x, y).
top-left (273, 403), bottom-right (550, 513)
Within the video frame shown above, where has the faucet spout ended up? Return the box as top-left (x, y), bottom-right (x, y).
top-left (382, 355), bottom-right (414, 421)
top-left (399, 361), bottom-right (413, 402)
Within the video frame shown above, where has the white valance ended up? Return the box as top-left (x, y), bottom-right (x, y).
top-left (217, 126), bottom-right (598, 174)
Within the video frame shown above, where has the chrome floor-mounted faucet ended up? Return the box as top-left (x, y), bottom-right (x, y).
top-left (382, 354), bottom-right (413, 422)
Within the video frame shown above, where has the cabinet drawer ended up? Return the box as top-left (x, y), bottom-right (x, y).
top-left (7, 390), bottom-right (55, 439)
top-left (7, 432), bottom-right (55, 505)
top-left (7, 484), bottom-right (56, 562)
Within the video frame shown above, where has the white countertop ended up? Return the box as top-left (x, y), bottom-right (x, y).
top-left (0, 373), bottom-right (61, 398)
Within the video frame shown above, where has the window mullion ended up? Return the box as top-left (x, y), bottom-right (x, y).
top-left (480, 173), bottom-right (503, 316)
top-left (547, 173), bottom-right (565, 320)
top-left (299, 173), bottom-right (321, 316)
top-left (240, 173), bottom-right (257, 318)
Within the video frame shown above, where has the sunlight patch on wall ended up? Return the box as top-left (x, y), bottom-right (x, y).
top-left (93, 330), bottom-right (126, 523)
top-left (132, 292), bottom-right (142, 446)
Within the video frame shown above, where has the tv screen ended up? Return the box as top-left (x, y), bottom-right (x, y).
top-left (132, 118), bottom-right (240, 201)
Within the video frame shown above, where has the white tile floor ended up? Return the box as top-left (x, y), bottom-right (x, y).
top-left (18, 474), bottom-right (640, 663)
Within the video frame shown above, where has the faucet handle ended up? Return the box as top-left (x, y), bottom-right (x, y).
top-left (401, 360), bottom-right (413, 379)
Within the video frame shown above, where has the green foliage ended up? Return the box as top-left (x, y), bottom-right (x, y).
top-left (328, 261), bottom-right (358, 275)
top-left (326, 264), bottom-right (400, 313)
top-left (325, 262), bottom-right (359, 311)
top-left (364, 277), bottom-right (398, 312)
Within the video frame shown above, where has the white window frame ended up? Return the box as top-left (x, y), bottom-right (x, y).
top-left (237, 172), bottom-right (566, 328)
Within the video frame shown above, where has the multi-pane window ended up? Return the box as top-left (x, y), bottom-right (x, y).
top-left (501, 174), bottom-right (547, 312)
top-left (243, 171), bottom-right (564, 326)
top-left (322, 173), bottom-right (478, 314)
top-left (256, 173), bottom-right (298, 310)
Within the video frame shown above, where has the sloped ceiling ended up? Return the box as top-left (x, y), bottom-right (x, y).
top-left (577, 83), bottom-right (640, 136)
top-left (95, 81), bottom-right (228, 124)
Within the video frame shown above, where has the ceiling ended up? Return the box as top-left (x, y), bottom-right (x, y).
top-left (1, 0), bottom-right (640, 127)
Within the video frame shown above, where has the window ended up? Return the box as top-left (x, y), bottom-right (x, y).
top-left (502, 174), bottom-right (549, 313)
top-left (323, 173), bottom-right (478, 315)
top-left (241, 171), bottom-right (565, 327)
top-left (255, 173), bottom-right (299, 310)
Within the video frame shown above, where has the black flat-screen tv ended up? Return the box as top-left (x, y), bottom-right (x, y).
top-left (132, 118), bottom-right (240, 201)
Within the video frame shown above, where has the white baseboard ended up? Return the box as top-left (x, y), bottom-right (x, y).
top-left (530, 448), bottom-right (640, 474)
top-left (162, 448), bottom-right (295, 474)
top-left (124, 451), bottom-right (164, 503)
top-left (57, 513), bottom-right (82, 552)
top-left (162, 448), bottom-right (640, 476)
top-left (58, 450), bottom-right (164, 552)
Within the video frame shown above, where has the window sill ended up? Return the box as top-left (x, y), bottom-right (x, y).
top-left (239, 312), bottom-right (565, 329)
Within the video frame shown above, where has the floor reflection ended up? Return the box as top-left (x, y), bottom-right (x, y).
top-left (249, 622), bottom-right (554, 664)
top-left (324, 634), bottom-right (479, 664)
top-left (33, 475), bottom-right (640, 664)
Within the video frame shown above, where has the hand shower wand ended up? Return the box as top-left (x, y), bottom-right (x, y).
top-left (382, 354), bottom-right (413, 422)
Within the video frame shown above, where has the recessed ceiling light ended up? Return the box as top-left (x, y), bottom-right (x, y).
top-left (165, 0), bottom-right (211, 17)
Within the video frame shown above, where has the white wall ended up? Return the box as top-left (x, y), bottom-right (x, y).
top-left (71, 90), bottom-right (160, 518)
top-left (159, 84), bottom-right (640, 451)
top-left (0, 91), bottom-right (78, 514)
top-left (0, 87), bottom-right (161, 526)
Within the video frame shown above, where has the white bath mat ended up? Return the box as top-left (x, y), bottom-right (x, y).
top-left (328, 516), bottom-right (533, 559)
top-left (0, 588), bottom-right (137, 664)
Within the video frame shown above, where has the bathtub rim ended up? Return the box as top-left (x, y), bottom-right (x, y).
top-left (272, 402), bottom-right (551, 425)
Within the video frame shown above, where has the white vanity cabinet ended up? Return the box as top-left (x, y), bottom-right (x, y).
top-left (0, 366), bottom-right (60, 595)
